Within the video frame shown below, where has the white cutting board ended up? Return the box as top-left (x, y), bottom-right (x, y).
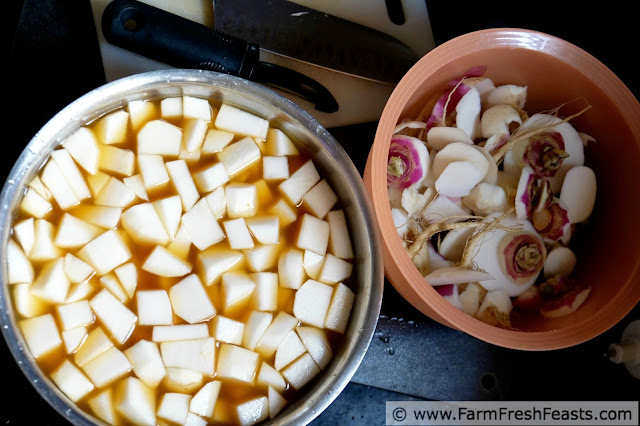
top-left (89, 0), bottom-right (434, 128)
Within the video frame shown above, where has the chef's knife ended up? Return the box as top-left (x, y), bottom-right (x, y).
top-left (213, 0), bottom-right (421, 84)
top-left (101, 0), bottom-right (338, 113)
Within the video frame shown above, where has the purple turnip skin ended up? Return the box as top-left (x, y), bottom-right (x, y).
top-left (499, 232), bottom-right (546, 284)
top-left (531, 201), bottom-right (570, 241)
top-left (425, 66), bottom-right (487, 130)
top-left (523, 131), bottom-right (568, 178)
top-left (387, 135), bottom-right (430, 189)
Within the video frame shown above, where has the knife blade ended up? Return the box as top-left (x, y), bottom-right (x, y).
top-left (213, 0), bottom-right (421, 84)
top-left (101, 0), bottom-right (339, 112)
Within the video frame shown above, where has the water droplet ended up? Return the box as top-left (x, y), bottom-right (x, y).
top-left (388, 347), bottom-right (395, 355)
top-left (3, 325), bottom-right (7, 329)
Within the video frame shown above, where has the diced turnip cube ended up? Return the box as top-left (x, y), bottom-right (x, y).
top-left (121, 203), bottom-right (170, 245)
top-left (149, 195), bottom-right (181, 240)
top-left (138, 154), bottom-right (170, 189)
top-left (274, 330), bottom-right (307, 371)
top-left (263, 156), bottom-right (289, 181)
top-left (216, 343), bottom-right (259, 383)
top-left (99, 145), bottom-right (135, 176)
top-left (88, 389), bottom-right (117, 425)
top-left (124, 339), bottom-right (166, 387)
top-left (77, 230), bottom-right (131, 275)
top-left (41, 159), bottom-right (80, 209)
top-left (185, 413), bottom-right (208, 426)
top-left (296, 214), bottom-right (330, 256)
top-left (266, 128), bottom-right (299, 156)
top-left (142, 245), bottom-right (192, 277)
top-left (138, 119), bottom-right (182, 156)
top-left (193, 162), bottom-right (229, 194)
top-left (257, 363), bottom-right (286, 392)
top-left (161, 97), bottom-right (182, 119)
top-left (325, 282), bottom-right (355, 334)
top-left (268, 386), bottom-right (287, 419)
top-left (62, 326), bottom-right (87, 353)
top-left (303, 180), bottom-right (338, 219)
top-left (225, 182), bottom-right (258, 218)
top-left (82, 346), bottom-right (132, 387)
top-left (99, 273), bottom-right (128, 302)
top-left (51, 149), bottom-right (91, 200)
top-left (115, 377), bottom-right (156, 426)
top-left (205, 186), bottom-right (226, 218)
top-left (90, 288), bottom-right (137, 344)
top-left (221, 272), bottom-right (256, 312)
top-left (20, 188), bottom-right (52, 218)
top-left (51, 359), bottom-right (94, 402)
top-left (63, 127), bottom-right (99, 174)
top-left (123, 174), bottom-right (149, 201)
top-left (244, 244), bottom-right (280, 273)
top-left (137, 290), bottom-right (173, 326)
top-left (293, 279), bottom-right (333, 328)
top-left (169, 274), bottom-right (216, 323)
top-left (197, 247), bottom-right (243, 286)
top-left (190, 380), bottom-right (221, 418)
top-left (7, 239), bottom-right (34, 284)
top-left (31, 258), bottom-right (70, 303)
top-left (244, 216), bottom-right (279, 245)
top-left (63, 253), bottom-right (94, 283)
top-left (236, 396), bottom-right (269, 426)
top-left (57, 300), bottom-right (94, 330)
top-left (281, 352), bottom-right (320, 390)
top-left (152, 324), bottom-right (209, 342)
top-left (223, 218), bottom-right (255, 250)
top-left (167, 224), bottom-right (192, 259)
top-left (19, 313), bottom-right (62, 358)
top-left (66, 277), bottom-right (97, 303)
top-left (302, 250), bottom-right (324, 281)
top-left (166, 160), bottom-right (199, 211)
top-left (94, 177), bottom-right (136, 208)
top-left (202, 129), bottom-right (235, 154)
top-left (157, 393), bottom-right (192, 425)
top-left (296, 326), bottom-right (332, 369)
top-left (269, 199), bottom-right (297, 227)
top-left (55, 213), bottom-right (102, 248)
top-left (183, 96), bottom-right (212, 121)
top-left (215, 104), bottom-right (268, 138)
top-left (256, 311), bottom-right (298, 358)
top-left (181, 198), bottom-right (225, 250)
top-left (12, 283), bottom-right (48, 318)
top-left (217, 136), bottom-right (262, 178)
top-left (161, 337), bottom-right (216, 376)
top-left (87, 171), bottom-right (111, 197)
top-left (114, 262), bottom-right (137, 298)
top-left (278, 160), bottom-right (320, 205)
top-left (30, 219), bottom-right (62, 261)
top-left (317, 254), bottom-right (352, 285)
top-left (211, 316), bottom-right (245, 345)
top-left (252, 272), bottom-right (278, 311)
top-left (278, 248), bottom-right (307, 289)
top-left (183, 118), bottom-right (208, 152)
top-left (164, 368), bottom-right (204, 394)
top-left (180, 136), bottom-right (203, 164)
top-left (127, 99), bottom-right (157, 129)
top-left (28, 175), bottom-right (52, 200)
top-left (72, 205), bottom-right (122, 229)
top-left (243, 311), bottom-right (273, 350)
top-left (327, 210), bottom-right (353, 259)
top-left (74, 326), bottom-right (113, 367)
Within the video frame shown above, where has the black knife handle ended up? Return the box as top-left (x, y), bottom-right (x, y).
top-left (101, 0), bottom-right (338, 113)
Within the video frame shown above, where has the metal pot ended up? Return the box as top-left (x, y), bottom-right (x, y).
top-left (0, 69), bottom-right (383, 425)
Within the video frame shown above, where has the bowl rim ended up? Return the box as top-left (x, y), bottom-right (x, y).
top-left (0, 69), bottom-right (384, 424)
top-left (368, 27), bottom-right (640, 350)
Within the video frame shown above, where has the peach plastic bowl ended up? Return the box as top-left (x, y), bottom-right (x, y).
top-left (364, 28), bottom-right (640, 350)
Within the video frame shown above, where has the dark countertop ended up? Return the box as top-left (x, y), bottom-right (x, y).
top-left (4, 1), bottom-right (639, 425)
